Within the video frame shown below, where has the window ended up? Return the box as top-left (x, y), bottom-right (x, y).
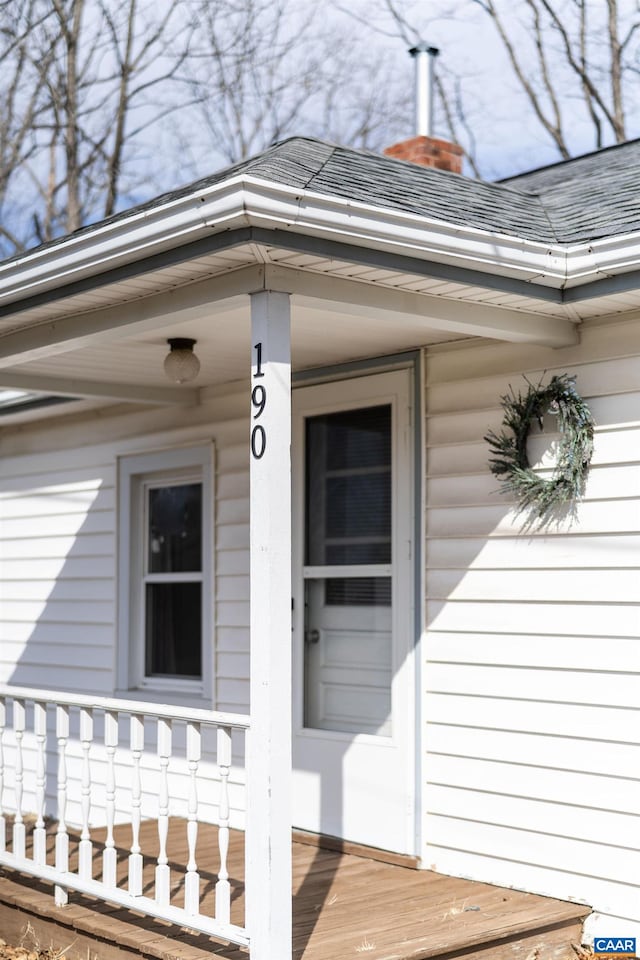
top-left (118, 444), bottom-right (214, 698)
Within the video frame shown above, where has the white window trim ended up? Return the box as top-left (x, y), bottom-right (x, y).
top-left (117, 442), bottom-right (215, 704)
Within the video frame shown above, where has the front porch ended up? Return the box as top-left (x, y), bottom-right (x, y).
top-left (0, 818), bottom-right (589, 960)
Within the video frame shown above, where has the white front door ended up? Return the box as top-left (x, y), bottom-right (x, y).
top-left (292, 370), bottom-right (416, 855)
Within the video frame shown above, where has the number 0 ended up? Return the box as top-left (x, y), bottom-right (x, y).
top-left (251, 425), bottom-right (266, 459)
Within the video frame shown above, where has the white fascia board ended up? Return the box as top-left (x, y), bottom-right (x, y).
top-left (1, 173), bottom-right (640, 308)
top-left (0, 176), bottom-right (565, 311)
top-left (563, 231), bottom-right (640, 287)
top-left (235, 178), bottom-right (568, 285)
top-left (0, 179), bottom-right (252, 306)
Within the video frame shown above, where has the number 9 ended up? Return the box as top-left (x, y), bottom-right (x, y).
top-left (252, 384), bottom-right (266, 419)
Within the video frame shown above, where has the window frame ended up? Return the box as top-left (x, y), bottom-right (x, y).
top-left (117, 443), bottom-right (214, 702)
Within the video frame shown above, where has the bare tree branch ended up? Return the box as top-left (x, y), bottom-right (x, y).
top-left (608, 0), bottom-right (625, 139)
top-left (474, 0), bottom-right (571, 157)
top-left (380, 0), bottom-right (420, 45)
top-left (435, 71), bottom-right (481, 177)
top-left (537, 0), bottom-right (624, 140)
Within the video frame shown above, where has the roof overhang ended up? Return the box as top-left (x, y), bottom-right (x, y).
top-left (1, 172), bottom-right (640, 420)
top-left (2, 174), bottom-right (640, 307)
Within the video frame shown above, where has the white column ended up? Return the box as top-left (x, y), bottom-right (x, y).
top-left (102, 710), bottom-right (118, 890)
top-left (246, 290), bottom-right (292, 960)
top-left (155, 716), bottom-right (172, 907)
top-left (215, 725), bottom-right (232, 924)
top-left (13, 699), bottom-right (26, 859)
top-left (33, 701), bottom-right (47, 865)
top-left (55, 704), bottom-right (69, 906)
top-left (128, 713), bottom-right (144, 896)
top-left (78, 707), bottom-right (93, 880)
top-left (184, 720), bottom-right (201, 914)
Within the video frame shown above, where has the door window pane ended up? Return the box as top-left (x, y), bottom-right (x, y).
top-left (325, 577), bottom-right (391, 606)
top-left (304, 578), bottom-right (392, 736)
top-left (306, 406), bottom-right (391, 566)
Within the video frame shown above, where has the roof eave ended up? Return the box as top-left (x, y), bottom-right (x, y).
top-left (0, 174), bottom-right (639, 313)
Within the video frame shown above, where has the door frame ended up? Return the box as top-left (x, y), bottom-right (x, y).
top-left (291, 362), bottom-right (421, 855)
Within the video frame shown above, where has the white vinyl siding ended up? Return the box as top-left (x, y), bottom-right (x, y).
top-left (0, 383), bottom-right (251, 711)
top-left (0, 472), bottom-right (116, 693)
top-left (0, 384), bottom-right (251, 829)
top-left (423, 316), bottom-right (640, 926)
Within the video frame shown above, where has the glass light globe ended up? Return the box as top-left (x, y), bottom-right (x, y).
top-left (164, 338), bottom-right (200, 384)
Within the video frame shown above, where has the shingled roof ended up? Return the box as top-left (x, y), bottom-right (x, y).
top-left (500, 137), bottom-right (640, 243)
top-left (102, 134), bottom-right (640, 246)
top-left (199, 134), bottom-right (640, 244)
top-left (8, 136), bottom-right (640, 263)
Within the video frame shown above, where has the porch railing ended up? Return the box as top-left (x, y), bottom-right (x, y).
top-left (0, 684), bottom-right (250, 947)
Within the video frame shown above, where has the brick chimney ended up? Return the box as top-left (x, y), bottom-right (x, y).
top-left (384, 42), bottom-right (464, 175)
top-left (384, 135), bottom-right (463, 174)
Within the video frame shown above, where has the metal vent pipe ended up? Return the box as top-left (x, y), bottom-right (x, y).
top-left (409, 41), bottom-right (439, 137)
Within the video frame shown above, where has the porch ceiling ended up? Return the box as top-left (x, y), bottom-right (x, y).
top-left (2, 296), bottom-right (463, 393)
top-left (0, 230), bottom-right (634, 416)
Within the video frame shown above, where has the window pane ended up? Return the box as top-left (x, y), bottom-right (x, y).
top-left (325, 577), bottom-right (391, 606)
top-left (148, 482), bottom-right (202, 573)
top-left (145, 582), bottom-right (202, 678)
top-left (324, 407), bottom-right (391, 469)
top-left (306, 406), bottom-right (391, 566)
top-left (325, 543), bottom-right (391, 565)
top-left (304, 578), bottom-right (392, 736)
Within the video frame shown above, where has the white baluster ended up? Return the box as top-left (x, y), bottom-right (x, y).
top-left (55, 704), bottom-right (69, 906)
top-left (33, 701), bottom-right (47, 865)
top-left (155, 717), bottom-right (172, 907)
top-left (0, 697), bottom-right (5, 855)
top-left (129, 713), bottom-right (144, 896)
top-left (184, 721), bottom-right (201, 915)
top-left (13, 699), bottom-right (26, 859)
top-left (78, 707), bottom-right (93, 880)
top-left (215, 725), bottom-right (232, 924)
top-left (102, 710), bottom-right (118, 890)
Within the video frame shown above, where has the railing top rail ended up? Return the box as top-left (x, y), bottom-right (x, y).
top-left (0, 684), bottom-right (250, 729)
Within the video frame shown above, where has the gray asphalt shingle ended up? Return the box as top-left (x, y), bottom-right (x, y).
top-left (500, 138), bottom-right (640, 242)
top-left (180, 135), bottom-right (640, 245)
top-left (6, 135), bottom-right (640, 265)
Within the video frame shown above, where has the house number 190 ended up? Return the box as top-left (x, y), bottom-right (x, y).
top-left (251, 341), bottom-right (266, 459)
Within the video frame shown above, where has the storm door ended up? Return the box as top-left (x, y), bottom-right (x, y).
top-left (292, 370), bottom-right (415, 854)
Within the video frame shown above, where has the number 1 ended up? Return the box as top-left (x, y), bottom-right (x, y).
top-left (254, 342), bottom-right (264, 378)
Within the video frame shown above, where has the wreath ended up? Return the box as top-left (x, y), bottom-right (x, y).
top-left (485, 373), bottom-right (595, 528)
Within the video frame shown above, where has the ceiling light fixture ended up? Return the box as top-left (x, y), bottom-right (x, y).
top-left (164, 338), bottom-right (200, 384)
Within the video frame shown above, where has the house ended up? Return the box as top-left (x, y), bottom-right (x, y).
top-left (0, 132), bottom-right (638, 959)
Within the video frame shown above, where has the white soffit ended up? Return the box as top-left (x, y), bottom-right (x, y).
top-left (0, 241), bottom-right (578, 350)
top-left (0, 173), bottom-right (633, 318)
top-left (5, 300), bottom-right (466, 394)
top-left (0, 177), bottom-right (639, 358)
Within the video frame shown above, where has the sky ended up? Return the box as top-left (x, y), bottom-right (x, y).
top-left (338, 0), bottom-right (640, 180)
top-left (2, 0), bottom-right (639, 256)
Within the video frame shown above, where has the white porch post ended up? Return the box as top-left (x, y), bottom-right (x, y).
top-left (246, 290), bottom-right (292, 960)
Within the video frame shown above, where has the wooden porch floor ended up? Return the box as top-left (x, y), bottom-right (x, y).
top-left (0, 819), bottom-right (590, 960)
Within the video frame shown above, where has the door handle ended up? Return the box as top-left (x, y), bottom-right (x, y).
top-left (305, 629), bottom-right (320, 644)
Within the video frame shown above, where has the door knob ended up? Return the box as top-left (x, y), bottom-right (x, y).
top-left (305, 629), bottom-right (320, 644)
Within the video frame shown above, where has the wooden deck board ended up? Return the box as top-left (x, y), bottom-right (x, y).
top-left (0, 819), bottom-right (590, 960)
